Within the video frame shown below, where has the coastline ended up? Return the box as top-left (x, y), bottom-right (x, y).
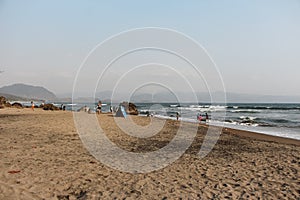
top-left (1, 108), bottom-right (299, 199)
top-left (150, 114), bottom-right (300, 145)
top-left (222, 126), bottom-right (300, 146)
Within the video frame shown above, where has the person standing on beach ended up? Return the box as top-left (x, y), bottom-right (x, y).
top-left (197, 113), bottom-right (202, 123)
top-left (61, 104), bottom-right (66, 111)
top-left (199, 115), bottom-right (202, 122)
top-left (96, 101), bottom-right (102, 114)
top-left (205, 112), bottom-right (209, 122)
top-left (176, 112), bottom-right (180, 121)
top-left (31, 101), bottom-right (35, 111)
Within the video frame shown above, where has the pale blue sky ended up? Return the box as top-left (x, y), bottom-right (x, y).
top-left (0, 0), bottom-right (300, 96)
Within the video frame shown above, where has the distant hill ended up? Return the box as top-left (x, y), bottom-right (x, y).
top-left (0, 83), bottom-right (56, 100)
top-left (94, 90), bottom-right (300, 103)
top-left (53, 90), bottom-right (300, 103)
top-left (0, 93), bottom-right (30, 101)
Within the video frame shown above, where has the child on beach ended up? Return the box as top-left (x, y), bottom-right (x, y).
top-left (199, 115), bottom-right (202, 122)
top-left (197, 113), bottom-right (202, 122)
top-left (31, 101), bottom-right (34, 111)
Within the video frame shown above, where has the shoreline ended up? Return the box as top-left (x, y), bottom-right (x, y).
top-left (148, 114), bottom-right (300, 145)
top-left (3, 107), bottom-right (298, 146)
top-left (2, 107), bottom-right (300, 144)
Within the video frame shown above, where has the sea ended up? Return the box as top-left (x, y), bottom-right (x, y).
top-left (136, 103), bottom-right (300, 141)
top-left (17, 101), bottom-right (300, 140)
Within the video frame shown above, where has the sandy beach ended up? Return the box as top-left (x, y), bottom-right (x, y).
top-left (0, 108), bottom-right (299, 199)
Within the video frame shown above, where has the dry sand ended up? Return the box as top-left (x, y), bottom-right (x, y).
top-left (0, 108), bottom-right (299, 199)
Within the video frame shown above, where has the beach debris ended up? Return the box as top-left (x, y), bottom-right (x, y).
top-left (8, 170), bottom-right (21, 174)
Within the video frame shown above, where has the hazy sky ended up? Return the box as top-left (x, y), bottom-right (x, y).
top-left (0, 0), bottom-right (300, 96)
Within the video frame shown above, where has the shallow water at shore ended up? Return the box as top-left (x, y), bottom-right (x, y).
top-left (137, 103), bottom-right (300, 140)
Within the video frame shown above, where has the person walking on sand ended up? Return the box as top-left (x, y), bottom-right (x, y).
top-left (176, 112), bottom-right (180, 121)
top-left (31, 101), bottom-right (35, 111)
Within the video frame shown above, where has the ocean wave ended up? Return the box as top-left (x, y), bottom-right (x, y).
top-left (230, 109), bottom-right (260, 113)
top-left (182, 105), bottom-right (226, 112)
top-left (239, 116), bottom-right (257, 120)
top-left (224, 116), bottom-right (274, 127)
top-left (67, 103), bottom-right (77, 106)
top-left (228, 105), bottom-right (300, 110)
top-left (268, 107), bottom-right (300, 110)
top-left (266, 118), bottom-right (291, 124)
top-left (170, 104), bottom-right (179, 107)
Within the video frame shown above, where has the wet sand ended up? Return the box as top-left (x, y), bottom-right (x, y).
top-left (0, 108), bottom-right (299, 199)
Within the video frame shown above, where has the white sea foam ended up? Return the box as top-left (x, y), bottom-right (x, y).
top-left (239, 116), bottom-right (257, 120)
top-left (170, 104), bottom-right (179, 107)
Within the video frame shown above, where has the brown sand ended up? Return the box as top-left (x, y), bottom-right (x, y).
top-left (0, 108), bottom-right (299, 199)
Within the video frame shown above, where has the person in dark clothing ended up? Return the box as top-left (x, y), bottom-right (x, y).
top-left (205, 112), bottom-right (209, 121)
top-left (176, 112), bottom-right (180, 121)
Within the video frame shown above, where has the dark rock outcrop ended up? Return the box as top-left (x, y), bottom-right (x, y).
top-left (0, 96), bottom-right (6, 104)
top-left (41, 103), bottom-right (59, 111)
top-left (11, 102), bottom-right (23, 108)
top-left (119, 102), bottom-right (138, 115)
top-left (0, 96), bottom-right (12, 108)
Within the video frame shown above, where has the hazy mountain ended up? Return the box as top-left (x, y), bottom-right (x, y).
top-left (0, 83), bottom-right (56, 100)
top-left (0, 93), bottom-right (30, 101)
top-left (95, 91), bottom-right (300, 103)
top-left (51, 89), bottom-right (300, 103)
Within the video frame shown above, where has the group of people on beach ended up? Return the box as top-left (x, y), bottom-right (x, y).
top-left (29, 99), bottom-right (210, 125)
top-left (81, 101), bottom-right (116, 114)
top-left (175, 112), bottom-right (209, 123)
top-left (197, 112), bottom-right (209, 123)
top-left (96, 101), bottom-right (113, 114)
